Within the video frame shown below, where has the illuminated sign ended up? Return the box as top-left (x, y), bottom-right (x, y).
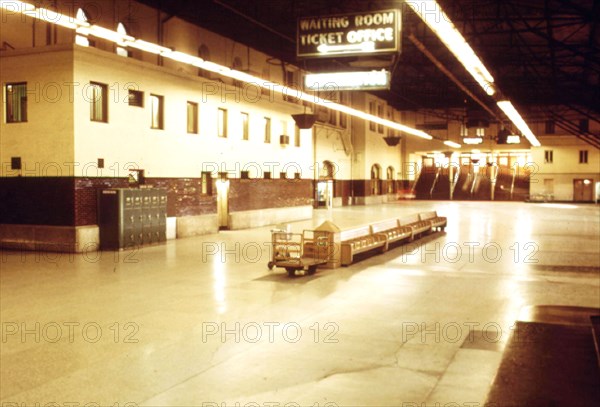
top-left (304, 70), bottom-right (391, 91)
top-left (297, 9), bottom-right (400, 58)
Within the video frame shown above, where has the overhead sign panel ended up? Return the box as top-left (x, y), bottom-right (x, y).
top-left (304, 70), bottom-right (391, 91)
top-left (297, 9), bottom-right (400, 58)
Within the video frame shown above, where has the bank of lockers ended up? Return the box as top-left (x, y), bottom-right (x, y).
top-left (98, 188), bottom-right (167, 250)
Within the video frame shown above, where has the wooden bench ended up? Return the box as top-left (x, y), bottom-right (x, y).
top-left (369, 219), bottom-right (413, 247)
top-left (399, 214), bottom-right (432, 239)
top-left (419, 211), bottom-right (447, 232)
top-left (340, 226), bottom-right (387, 266)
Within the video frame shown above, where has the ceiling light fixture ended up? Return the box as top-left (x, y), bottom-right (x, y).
top-left (497, 101), bottom-right (541, 146)
top-left (462, 137), bottom-right (484, 145)
top-left (443, 140), bottom-right (461, 148)
top-left (409, 1), bottom-right (542, 147)
top-left (407, 1), bottom-right (496, 96)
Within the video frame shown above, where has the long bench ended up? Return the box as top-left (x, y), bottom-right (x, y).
top-left (399, 214), bottom-right (432, 239)
top-left (338, 211), bottom-right (447, 266)
top-left (418, 211), bottom-right (447, 232)
top-left (369, 219), bottom-right (413, 247)
top-left (340, 226), bottom-right (387, 266)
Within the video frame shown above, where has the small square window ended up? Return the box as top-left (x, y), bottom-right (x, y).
top-left (128, 90), bottom-right (144, 107)
top-left (241, 170), bottom-right (250, 179)
top-left (11, 157), bottom-right (22, 170)
top-left (264, 171), bottom-right (271, 180)
top-left (98, 158), bottom-right (105, 169)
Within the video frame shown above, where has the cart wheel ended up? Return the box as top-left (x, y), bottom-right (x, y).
top-left (267, 261), bottom-right (274, 270)
top-left (307, 265), bottom-right (317, 275)
top-left (286, 267), bottom-right (296, 277)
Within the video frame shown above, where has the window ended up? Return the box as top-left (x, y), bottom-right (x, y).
top-left (241, 171), bottom-right (250, 179)
top-left (90, 82), bottom-right (108, 123)
top-left (201, 172), bottom-right (212, 195)
top-left (241, 112), bottom-right (249, 140)
top-left (284, 70), bottom-right (299, 103)
top-left (377, 104), bottom-right (384, 134)
top-left (198, 45), bottom-right (211, 78)
top-left (579, 150), bottom-right (588, 164)
top-left (232, 57), bottom-right (243, 88)
top-left (544, 150), bottom-right (553, 164)
top-left (218, 108), bottom-right (227, 137)
top-left (328, 109), bottom-right (338, 126)
top-left (11, 157), bottom-right (21, 170)
top-left (5, 82), bottom-right (27, 123)
top-left (75, 9), bottom-right (89, 47)
top-left (579, 119), bottom-right (589, 133)
top-left (545, 120), bottom-right (555, 134)
top-left (264, 172), bottom-right (272, 180)
top-left (294, 125), bottom-right (301, 147)
top-left (128, 89), bottom-right (144, 107)
top-left (371, 164), bottom-right (381, 195)
top-left (116, 23), bottom-right (130, 57)
top-left (387, 166), bottom-right (395, 194)
top-left (263, 117), bottom-right (271, 143)
top-left (150, 94), bottom-right (164, 129)
top-left (187, 102), bottom-right (198, 134)
top-left (369, 101), bottom-right (376, 131)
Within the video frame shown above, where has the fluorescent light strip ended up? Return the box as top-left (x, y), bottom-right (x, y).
top-left (497, 101), bottom-right (541, 147)
top-left (4, 4), bottom-right (433, 140)
top-left (407, 1), bottom-right (495, 96)
top-left (443, 140), bottom-right (461, 148)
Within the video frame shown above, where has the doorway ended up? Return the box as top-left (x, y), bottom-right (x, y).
top-left (317, 180), bottom-right (333, 208)
top-left (216, 176), bottom-right (230, 229)
top-left (573, 179), bottom-right (593, 202)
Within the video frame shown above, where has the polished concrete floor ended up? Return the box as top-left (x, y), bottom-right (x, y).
top-left (1, 201), bottom-right (599, 406)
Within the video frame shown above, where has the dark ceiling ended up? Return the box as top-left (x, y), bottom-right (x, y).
top-left (137, 0), bottom-right (600, 146)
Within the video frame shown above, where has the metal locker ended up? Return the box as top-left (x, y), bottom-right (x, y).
top-left (98, 188), bottom-right (168, 250)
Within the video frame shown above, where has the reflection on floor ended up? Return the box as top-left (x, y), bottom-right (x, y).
top-left (1, 201), bottom-right (599, 406)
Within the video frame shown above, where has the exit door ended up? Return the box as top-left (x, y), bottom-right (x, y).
top-left (573, 179), bottom-right (593, 202)
top-left (216, 179), bottom-right (230, 229)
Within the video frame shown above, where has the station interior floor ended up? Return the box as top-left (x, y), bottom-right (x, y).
top-left (1, 201), bottom-right (599, 406)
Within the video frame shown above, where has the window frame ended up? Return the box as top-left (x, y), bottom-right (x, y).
top-left (90, 81), bottom-right (108, 123)
top-left (263, 117), bottom-right (271, 143)
top-left (218, 108), bottom-right (228, 138)
top-left (241, 112), bottom-right (249, 140)
top-left (128, 89), bottom-right (144, 107)
top-left (150, 94), bottom-right (164, 130)
top-left (5, 82), bottom-right (28, 123)
top-left (187, 101), bottom-right (199, 134)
